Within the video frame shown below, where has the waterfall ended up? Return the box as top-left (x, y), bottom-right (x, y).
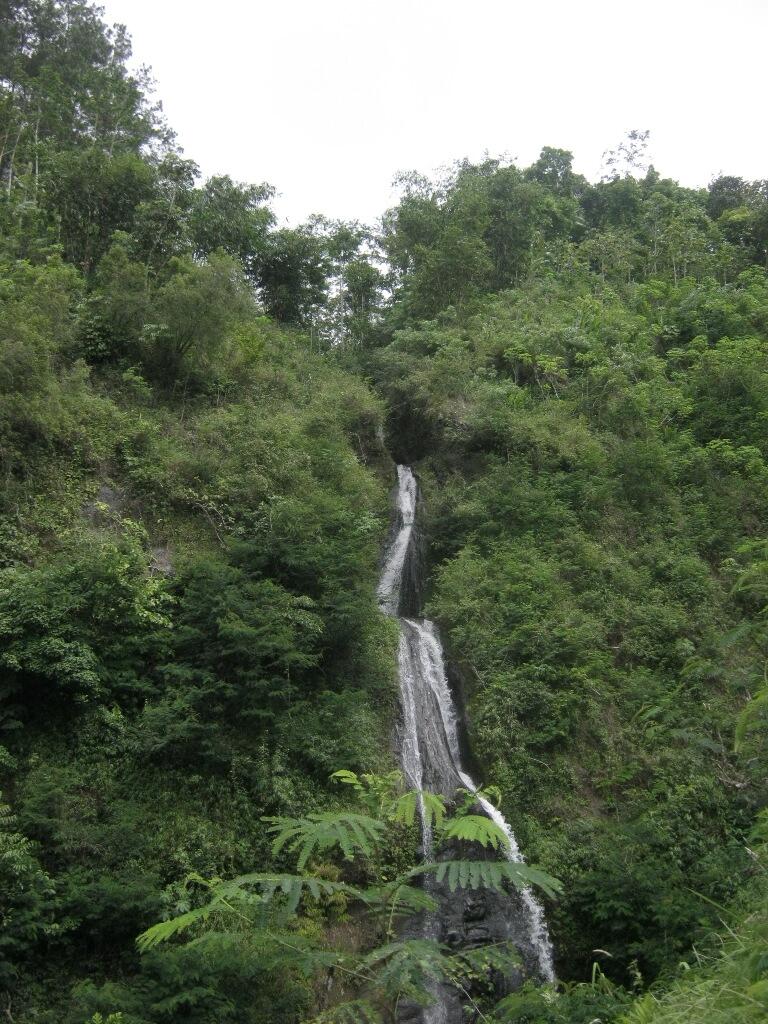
top-left (378, 465), bottom-right (556, 1016)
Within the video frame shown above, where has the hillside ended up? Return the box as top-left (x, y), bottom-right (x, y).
top-left (1, 3), bottom-right (767, 1022)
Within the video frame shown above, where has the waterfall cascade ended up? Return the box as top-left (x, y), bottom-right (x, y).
top-left (378, 465), bottom-right (555, 1019)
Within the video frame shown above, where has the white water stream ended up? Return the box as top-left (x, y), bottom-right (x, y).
top-left (378, 465), bottom-right (555, 997)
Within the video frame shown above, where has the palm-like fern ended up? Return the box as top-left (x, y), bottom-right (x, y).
top-left (414, 859), bottom-right (563, 899)
top-left (441, 813), bottom-right (510, 850)
top-left (391, 788), bottom-right (446, 830)
top-left (330, 769), bottom-right (446, 829)
top-left (137, 902), bottom-right (218, 952)
top-left (138, 773), bottom-right (562, 1022)
top-left (137, 870), bottom-right (362, 950)
top-left (363, 939), bottom-right (449, 1003)
top-left (446, 941), bottom-right (521, 988)
top-left (264, 811), bottom-right (385, 869)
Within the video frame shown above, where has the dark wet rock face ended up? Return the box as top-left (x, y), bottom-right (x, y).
top-left (399, 842), bottom-right (545, 1023)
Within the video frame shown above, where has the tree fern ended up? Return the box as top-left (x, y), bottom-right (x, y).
top-left (137, 903), bottom-right (219, 951)
top-left (391, 789), bottom-right (445, 830)
top-left (137, 871), bottom-right (362, 950)
top-left (218, 871), bottom-right (361, 918)
top-left (362, 938), bottom-right (448, 1004)
top-left (137, 772), bottom-right (562, 1021)
top-left (264, 811), bottom-right (385, 869)
top-left (363, 876), bottom-right (439, 930)
top-left (330, 770), bottom-right (445, 829)
top-left (412, 859), bottom-right (562, 898)
top-left (441, 813), bottom-right (510, 851)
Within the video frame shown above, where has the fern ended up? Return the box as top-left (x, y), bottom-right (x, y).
top-left (447, 941), bottom-right (520, 984)
top-left (330, 769), bottom-right (404, 816)
top-left (735, 685), bottom-right (768, 752)
top-left (137, 904), bottom-right (218, 951)
top-left (264, 811), bottom-right (385, 869)
top-left (217, 871), bottom-right (361, 918)
top-left (363, 877), bottom-right (439, 919)
top-left (330, 770), bottom-right (446, 830)
top-left (362, 938), bottom-right (448, 1003)
top-left (330, 769), bottom-right (365, 789)
top-left (137, 772), bottom-right (560, 1018)
top-left (307, 1000), bottom-right (381, 1024)
top-left (391, 789), bottom-right (446, 829)
top-left (441, 813), bottom-right (510, 851)
top-left (413, 859), bottom-right (563, 898)
top-left (137, 872), bottom-right (362, 951)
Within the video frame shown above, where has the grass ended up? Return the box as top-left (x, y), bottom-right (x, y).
top-left (620, 864), bottom-right (768, 1023)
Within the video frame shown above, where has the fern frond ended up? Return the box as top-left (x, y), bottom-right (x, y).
top-left (363, 878), bottom-right (439, 917)
top-left (413, 859), bottom-right (562, 898)
top-left (362, 938), bottom-right (448, 1003)
top-left (139, 871), bottom-right (363, 951)
top-left (265, 820), bottom-right (305, 858)
top-left (213, 872), bottom-right (360, 920)
top-left (441, 814), bottom-right (510, 851)
top-left (391, 789), bottom-right (418, 826)
top-left (735, 686), bottom-right (768, 752)
top-left (308, 1000), bottom-right (381, 1024)
top-left (263, 812), bottom-right (385, 869)
top-left (505, 862), bottom-right (563, 898)
top-left (422, 791), bottom-right (446, 829)
top-left (329, 769), bottom-right (364, 790)
top-left (392, 790), bottom-right (446, 829)
top-left (137, 905), bottom-right (216, 951)
top-left (330, 768), bottom-right (404, 816)
top-left (447, 941), bottom-right (520, 983)
top-left (481, 784), bottom-right (503, 808)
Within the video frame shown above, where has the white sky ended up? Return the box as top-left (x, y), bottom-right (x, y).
top-left (100, 0), bottom-right (768, 227)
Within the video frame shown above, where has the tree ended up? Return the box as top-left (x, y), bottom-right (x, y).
top-left (527, 146), bottom-right (584, 198)
top-left (0, 794), bottom-right (53, 988)
top-left (43, 147), bottom-right (155, 272)
top-left (600, 129), bottom-right (651, 181)
top-left (707, 175), bottom-right (748, 220)
top-left (257, 225), bottom-right (330, 325)
top-left (140, 252), bottom-right (256, 387)
top-left (189, 174), bottom-right (275, 278)
top-left (0, 0), bottom-right (164, 199)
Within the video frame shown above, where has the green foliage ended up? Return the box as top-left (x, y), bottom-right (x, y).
top-left (369, 153), bottom-right (768, 995)
top-left (0, 795), bottom-right (54, 985)
top-left (3, 1), bottom-right (768, 1018)
top-left (136, 778), bottom-right (551, 1023)
top-left (44, 149), bottom-right (156, 272)
top-left (331, 769), bottom-right (446, 828)
top-left (139, 252), bottom-right (256, 387)
top-left (493, 969), bottom-right (633, 1023)
top-left (616, 869), bottom-right (768, 1024)
top-left (258, 225), bottom-right (330, 325)
top-left (441, 813), bottom-right (511, 851)
top-left (417, 860), bottom-right (563, 900)
top-left (265, 811), bottom-right (386, 869)
top-left (189, 175), bottom-right (275, 273)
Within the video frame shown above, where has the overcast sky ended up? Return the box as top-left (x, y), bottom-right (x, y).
top-left (100, 0), bottom-right (768, 226)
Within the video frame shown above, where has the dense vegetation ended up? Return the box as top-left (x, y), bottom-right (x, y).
top-left (366, 146), bottom-right (768, 1019)
top-left (1, 3), bottom-right (767, 1021)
